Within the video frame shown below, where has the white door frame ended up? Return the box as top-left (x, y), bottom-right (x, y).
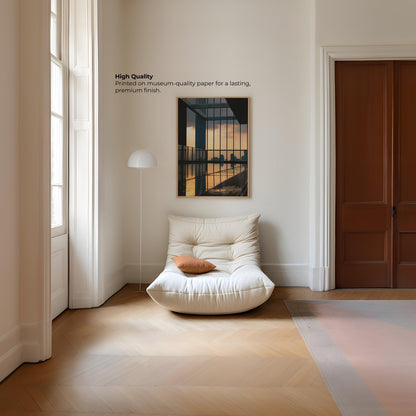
top-left (312, 44), bottom-right (416, 291)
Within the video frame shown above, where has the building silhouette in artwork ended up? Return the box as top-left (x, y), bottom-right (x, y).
top-left (177, 98), bottom-right (249, 197)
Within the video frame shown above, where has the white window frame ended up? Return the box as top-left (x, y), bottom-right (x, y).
top-left (68, 0), bottom-right (103, 308)
top-left (51, 0), bottom-right (69, 239)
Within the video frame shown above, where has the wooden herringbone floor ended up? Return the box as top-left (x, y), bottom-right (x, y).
top-left (1, 285), bottom-right (416, 416)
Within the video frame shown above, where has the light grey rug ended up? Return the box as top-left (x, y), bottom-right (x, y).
top-left (285, 300), bottom-right (416, 416)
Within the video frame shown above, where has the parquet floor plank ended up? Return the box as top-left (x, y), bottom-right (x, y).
top-left (2, 285), bottom-right (414, 415)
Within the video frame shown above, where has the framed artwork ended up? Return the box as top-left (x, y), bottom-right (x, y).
top-left (177, 97), bottom-right (249, 197)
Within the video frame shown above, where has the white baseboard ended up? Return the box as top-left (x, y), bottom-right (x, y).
top-left (102, 267), bottom-right (127, 303)
top-left (309, 266), bottom-right (333, 291)
top-left (261, 263), bottom-right (309, 287)
top-left (69, 294), bottom-right (96, 309)
top-left (124, 262), bottom-right (309, 287)
top-left (70, 268), bottom-right (129, 310)
top-left (20, 321), bottom-right (44, 363)
top-left (0, 325), bottom-right (22, 382)
top-left (1, 321), bottom-right (52, 381)
top-left (310, 266), bottom-right (325, 291)
top-left (124, 263), bottom-right (164, 284)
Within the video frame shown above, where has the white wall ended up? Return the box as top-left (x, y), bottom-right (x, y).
top-left (118, 0), bottom-right (314, 286)
top-left (0, 0), bottom-right (21, 380)
top-left (309, 0), bottom-right (416, 289)
top-left (316, 0), bottom-right (416, 46)
top-left (19, 0), bottom-right (51, 362)
top-left (0, 0), bottom-right (51, 382)
top-left (99, 0), bottom-right (127, 298)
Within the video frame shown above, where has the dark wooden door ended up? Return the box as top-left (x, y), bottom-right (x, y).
top-left (336, 61), bottom-right (394, 288)
top-left (336, 60), bottom-right (416, 288)
top-left (394, 62), bottom-right (416, 288)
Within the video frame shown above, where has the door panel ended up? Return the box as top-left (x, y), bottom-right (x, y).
top-left (336, 61), bottom-right (393, 288)
top-left (344, 232), bottom-right (385, 262)
top-left (394, 62), bottom-right (416, 287)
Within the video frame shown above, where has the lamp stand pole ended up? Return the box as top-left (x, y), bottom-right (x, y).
top-left (138, 169), bottom-right (143, 292)
top-left (128, 149), bottom-right (157, 292)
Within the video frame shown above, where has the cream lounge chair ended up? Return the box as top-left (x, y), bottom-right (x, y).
top-left (146, 214), bottom-right (275, 314)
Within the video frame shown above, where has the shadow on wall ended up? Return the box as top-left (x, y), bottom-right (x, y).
top-left (258, 220), bottom-right (280, 284)
top-left (258, 220), bottom-right (279, 260)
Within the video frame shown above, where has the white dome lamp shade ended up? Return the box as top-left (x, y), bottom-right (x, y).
top-left (128, 149), bottom-right (157, 169)
top-left (128, 149), bottom-right (157, 292)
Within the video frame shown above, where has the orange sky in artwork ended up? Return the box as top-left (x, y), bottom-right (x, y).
top-left (186, 125), bottom-right (248, 150)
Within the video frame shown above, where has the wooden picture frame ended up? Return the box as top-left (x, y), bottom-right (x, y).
top-left (177, 97), bottom-right (249, 198)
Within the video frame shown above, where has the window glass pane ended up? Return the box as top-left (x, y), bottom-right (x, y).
top-left (51, 61), bottom-right (63, 116)
top-left (207, 120), bottom-right (213, 150)
top-left (186, 108), bottom-right (195, 148)
top-left (51, 116), bottom-right (63, 185)
top-left (214, 120), bottom-right (220, 150)
top-left (50, 0), bottom-right (65, 233)
top-left (50, 15), bottom-right (58, 57)
top-left (241, 124), bottom-right (248, 150)
top-left (51, 0), bottom-right (58, 14)
top-left (51, 186), bottom-right (63, 228)
top-left (227, 118), bottom-right (234, 151)
top-left (234, 120), bottom-right (240, 150)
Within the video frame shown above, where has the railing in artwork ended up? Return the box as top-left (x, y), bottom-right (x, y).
top-left (178, 145), bottom-right (207, 163)
top-left (178, 145), bottom-right (248, 164)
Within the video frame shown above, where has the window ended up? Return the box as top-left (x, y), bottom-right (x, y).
top-left (50, 0), bottom-right (68, 236)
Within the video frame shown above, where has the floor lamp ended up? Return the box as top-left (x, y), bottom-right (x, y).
top-left (128, 149), bottom-right (157, 291)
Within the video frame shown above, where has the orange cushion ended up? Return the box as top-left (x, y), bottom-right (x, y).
top-left (172, 256), bottom-right (216, 274)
